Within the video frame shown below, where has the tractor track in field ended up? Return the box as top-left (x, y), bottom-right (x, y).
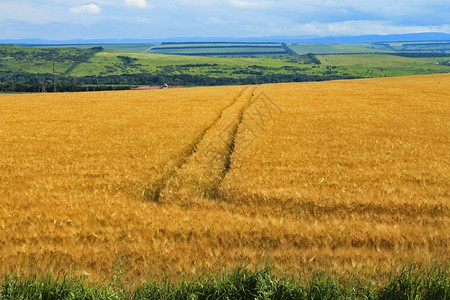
top-left (142, 86), bottom-right (256, 203)
top-left (160, 85), bottom-right (258, 203)
top-left (220, 86), bottom-right (259, 182)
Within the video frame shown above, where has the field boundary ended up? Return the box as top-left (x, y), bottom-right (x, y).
top-left (2, 264), bottom-right (448, 299)
top-left (63, 47), bottom-right (104, 75)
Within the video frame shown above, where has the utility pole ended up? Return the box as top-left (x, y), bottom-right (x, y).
top-left (328, 60), bottom-right (334, 81)
top-left (53, 61), bottom-right (56, 93)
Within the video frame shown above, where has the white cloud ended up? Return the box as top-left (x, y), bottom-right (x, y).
top-left (125, 0), bottom-right (147, 8)
top-left (1, 0), bottom-right (450, 39)
top-left (0, 2), bottom-right (58, 23)
top-left (228, 0), bottom-right (274, 9)
top-left (70, 3), bottom-right (102, 14)
top-left (280, 21), bottom-right (450, 37)
top-left (206, 17), bottom-right (225, 24)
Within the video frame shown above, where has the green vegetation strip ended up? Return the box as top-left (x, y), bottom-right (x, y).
top-left (153, 45), bottom-right (283, 50)
top-left (160, 42), bottom-right (280, 45)
top-left (1, 265), bottom-right (448, 299)
top-left (150, 51), bottom-right (288, 56)
top-left (149, 43), bottom-right (287, 56)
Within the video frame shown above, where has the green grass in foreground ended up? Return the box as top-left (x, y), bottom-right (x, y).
top-left (1, 264), bottom-right (448, 299)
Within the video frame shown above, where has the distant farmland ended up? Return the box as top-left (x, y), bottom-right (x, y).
top-left (1, 44), bottom-right (450, 93)
top-left (149, 42), bottom-right (289, 56)
top-left (288, 43), bottom-right (390, 55)
top-left (28, 43), bottom-right (156, 52)
top-left (372, 41), bottom-right (450, 53)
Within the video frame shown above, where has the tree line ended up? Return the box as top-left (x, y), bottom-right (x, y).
top-left (0, 71), bottom-right (359, 93)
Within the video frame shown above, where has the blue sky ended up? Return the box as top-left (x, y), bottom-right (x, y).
top-left (0, 0), bottom-right (449, 39)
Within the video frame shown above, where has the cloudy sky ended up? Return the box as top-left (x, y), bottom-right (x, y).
top-left (0, 0), bottom-right (449, 39)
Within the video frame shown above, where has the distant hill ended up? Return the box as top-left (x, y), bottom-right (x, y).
top-left (1, 32), bottom-right (450, 45)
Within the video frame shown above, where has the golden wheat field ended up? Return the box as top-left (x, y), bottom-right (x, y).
top-left (0, 74), bottom-right (449, 282)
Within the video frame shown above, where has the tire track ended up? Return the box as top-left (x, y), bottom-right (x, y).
top-left (220, 86), bottom-right (259, 181)
top-left (142, 86), bottom-right (250, 202)
top-left (157, 86), bottom-right (258, 204)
